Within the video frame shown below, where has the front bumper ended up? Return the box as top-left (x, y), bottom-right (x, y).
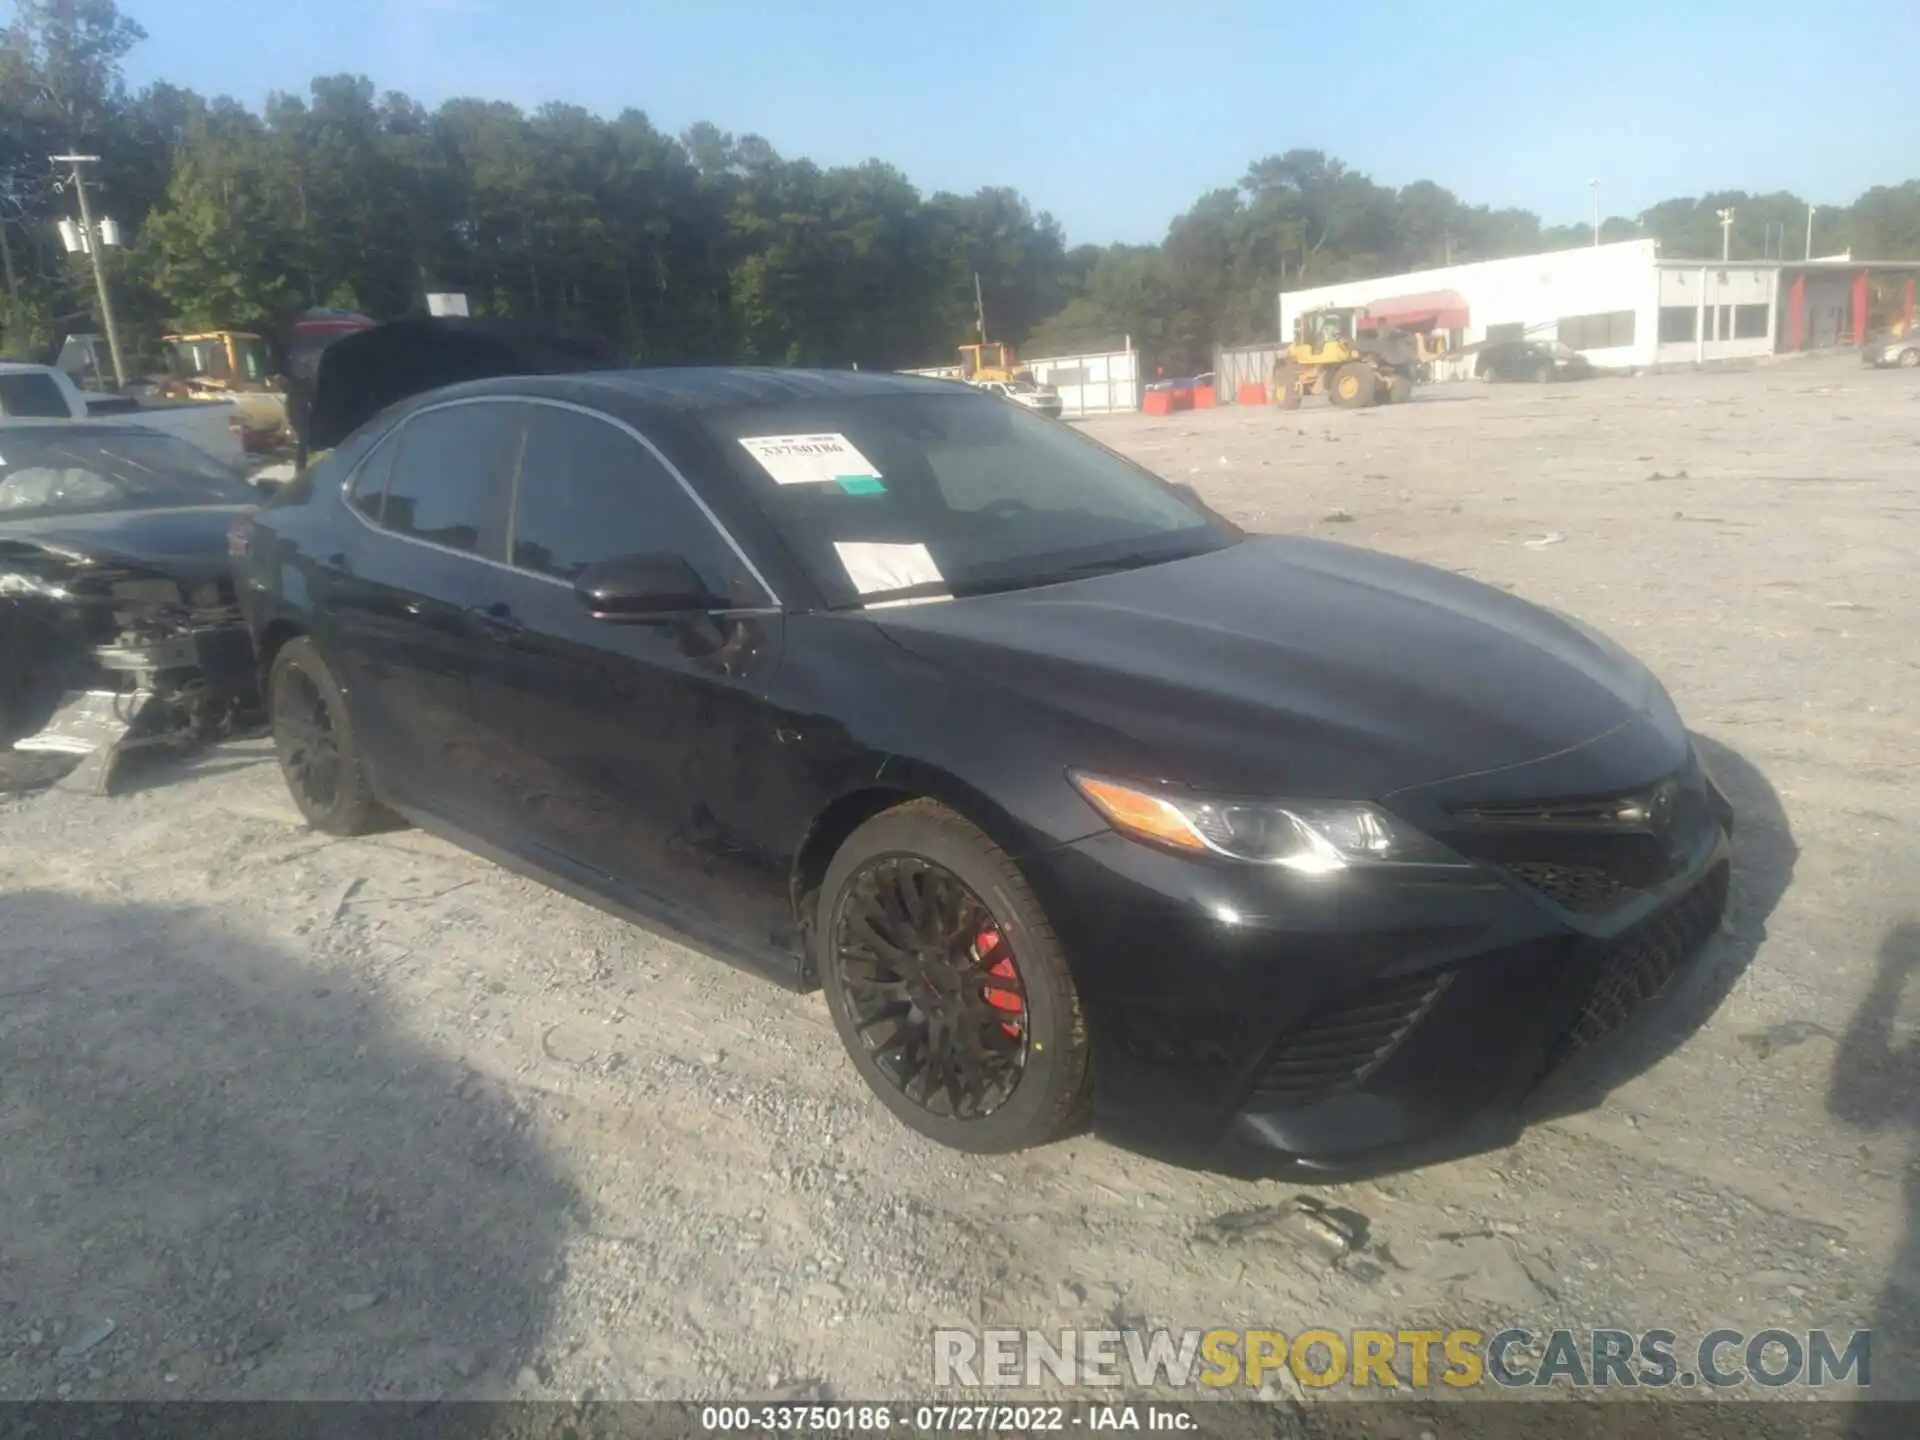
top-left (1023, 753), bottom-right (1734, 1172)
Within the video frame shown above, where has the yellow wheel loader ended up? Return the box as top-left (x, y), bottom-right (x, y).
top-left (1270, 306), bottom-right (1445, 410)
top-left (158, 331), bottom-right (290, 451)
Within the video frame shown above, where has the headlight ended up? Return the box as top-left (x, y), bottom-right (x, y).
top-left (1070, 772), bottom-right (1467, 874)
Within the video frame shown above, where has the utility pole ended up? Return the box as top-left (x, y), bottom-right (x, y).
top-left (51, 154), bottom-right (126, 389)
top-left (1716, 206), bottom-right (1735, 262)
top-left (1589, 179), bottom-right (1600, 246)
top-left (1805, 203), bottom-right (1815, 260)
top-left (973, 272), bottom-right (987, 342)
top-left (0, 218), bottom-right (19, 348)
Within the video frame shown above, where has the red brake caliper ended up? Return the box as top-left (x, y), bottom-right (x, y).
top-left (975, 927), bottom-right (1024, 1038)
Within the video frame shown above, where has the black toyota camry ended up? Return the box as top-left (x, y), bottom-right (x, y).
top-left (233, 362), bottom-right (1733, 1172)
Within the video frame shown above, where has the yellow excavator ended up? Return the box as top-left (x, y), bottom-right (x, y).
top-left (1271, 306), bottom-right (1448, 409)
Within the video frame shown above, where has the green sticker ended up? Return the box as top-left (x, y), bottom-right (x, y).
top-left (836, 474), bottom-right (886, 495)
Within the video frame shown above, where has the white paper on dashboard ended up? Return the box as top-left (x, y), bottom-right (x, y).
top-left (738, 433), bottom-right (883, 486)
top-left (833, 540), bottom-right (945, 597)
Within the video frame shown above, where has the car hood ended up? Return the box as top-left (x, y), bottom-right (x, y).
top-left (0, 504), bottom-right (250, 587)
top-left (871, 534), bottom-right (1676, 799)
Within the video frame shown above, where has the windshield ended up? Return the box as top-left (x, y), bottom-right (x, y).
top-left (0, 430), bottom-right (253, 520)
top-left (703, 391), bottom-right (1239, 608)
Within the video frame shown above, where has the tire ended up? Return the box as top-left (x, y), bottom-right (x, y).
top-left (816, 799), bottom-right (1092, 1153)
top-left (268, 637), bottom-right (388, 836)
top-left (1900, 348), bottom-right (1920, 368)
top-left (1330, 362), bottom-right (1375, 407)
top-left (1274, 362), bottom-right (1303, 410)
top-left (1386, 372), bottom-right (1414, 404)
top-left (1534, 360), bottom-right (1555, 383)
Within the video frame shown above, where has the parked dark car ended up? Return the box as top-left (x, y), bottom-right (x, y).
top-left (234, 366), bottom-right (1734, 1172)
top-left (1477, 339), bottom-right (1597, 383)
top-left (1, 424), bottom-right (260, 774)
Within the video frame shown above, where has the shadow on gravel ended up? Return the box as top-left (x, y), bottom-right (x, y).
top-left (1524, 731), bottom-right (1798, 1123)
top-left (0, 889), bottom-right (585, 1401)
top-left (0, 735), bottom-right (273, 800)
top-left (1828, 921), bottom-right (1920, 1426)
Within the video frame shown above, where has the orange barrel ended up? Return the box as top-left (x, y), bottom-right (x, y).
top-left (1237, 382), bottom-right (1267, 405)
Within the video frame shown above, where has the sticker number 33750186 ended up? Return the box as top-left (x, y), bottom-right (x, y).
top-left (738, 433), bottom-right (885, 491)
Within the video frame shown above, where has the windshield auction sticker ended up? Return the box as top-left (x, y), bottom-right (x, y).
top-left (833, 540), bottom-right (945, 597)
top-left (739, 433), bottom-right (884, 488)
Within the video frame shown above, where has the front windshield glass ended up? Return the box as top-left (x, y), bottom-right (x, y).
top-left (0, 430), bottom-right (253, 520)
top-left (702, 391), bottom-right (1239, 608)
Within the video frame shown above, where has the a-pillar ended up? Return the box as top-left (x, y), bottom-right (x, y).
top-left (1852, 270), bottom-right (1870, 345)
top-left (1786, 274), bottom-right (1806, 351)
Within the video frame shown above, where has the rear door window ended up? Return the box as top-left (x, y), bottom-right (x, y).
top-left (374, 401), bottom-right (521, 560)
top-left (345, 431), bottom-right (401, 524)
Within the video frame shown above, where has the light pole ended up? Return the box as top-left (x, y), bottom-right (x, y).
top-left (1805, 203), bottom-right (1816, 260)
top-left (1716, 207), bottom-right (1735, 262)
top-left (1589, 179), bottom-right (1600, 246)
top-left (50, 153), bottom-right (127, 389)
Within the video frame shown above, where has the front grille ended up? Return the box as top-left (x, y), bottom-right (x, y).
top-left (1252, 970), bottom-right (1451, 1104)
top-left (1443, 761), bottom-right (1720, 917)
top-left (1546, 861), bottom-right (1729, 1068)
top-left (1504, 861), bottom-right (1633, 916)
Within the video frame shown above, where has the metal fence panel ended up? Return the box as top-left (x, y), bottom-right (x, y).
top-left (1212, 343), bottom-right (1279, 401)
top-left (1023, 348), bottom-right (1138, 416)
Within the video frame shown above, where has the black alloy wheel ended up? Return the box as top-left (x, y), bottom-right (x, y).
top-left (268, 637), bottom-right (388, 836)
top-left (835, 856), bottom-right (1028, 1119)
top-left (274, 665), bottom-right (340, 810)
top-left (817, 800), bottom-right (1091, 1152)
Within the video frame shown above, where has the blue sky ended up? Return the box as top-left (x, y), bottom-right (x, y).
top-left (127, 0), bottom-right (1919, 247)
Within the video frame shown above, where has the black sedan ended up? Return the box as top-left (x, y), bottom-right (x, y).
top-left (234, 368), bottom-right (1733, 1171)
top-left (1477, 340), bottom-right (1598, 383)
top-left (2, 424), bottom-right (260, 776)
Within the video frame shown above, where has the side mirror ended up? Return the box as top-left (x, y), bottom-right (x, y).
top-left (575, 552), bottom-right (722, 622)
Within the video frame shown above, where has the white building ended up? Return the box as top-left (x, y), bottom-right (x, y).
top-left (1271, 240), bottom-right (1894, 374)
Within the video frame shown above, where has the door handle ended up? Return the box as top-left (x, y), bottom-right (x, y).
top-left (466, 601), bottom-right (525, 638)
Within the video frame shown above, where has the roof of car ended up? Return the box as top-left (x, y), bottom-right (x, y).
top-left (0, 419), bottom-right (168, 439)
top-left (418, 366), bottom-right (970, 414)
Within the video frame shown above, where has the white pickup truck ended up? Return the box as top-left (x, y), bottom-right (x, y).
top-left (0, 361), bottom-right (245, 469)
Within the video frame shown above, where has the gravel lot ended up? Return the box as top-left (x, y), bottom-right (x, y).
top-left (1, 354), bottom-right (1915, 1413)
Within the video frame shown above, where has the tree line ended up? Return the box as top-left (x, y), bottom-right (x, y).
top-left (4, 0), bottom-right (1918, 378)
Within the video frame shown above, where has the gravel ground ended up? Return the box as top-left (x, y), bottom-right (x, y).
top-left (0, 353), bottom-right (1914, 1413)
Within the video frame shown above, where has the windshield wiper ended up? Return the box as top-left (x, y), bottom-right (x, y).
top-left (970, 549), bottom-right (1200, 591)
top-left (850, 544), bottom-right (1222, 608)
